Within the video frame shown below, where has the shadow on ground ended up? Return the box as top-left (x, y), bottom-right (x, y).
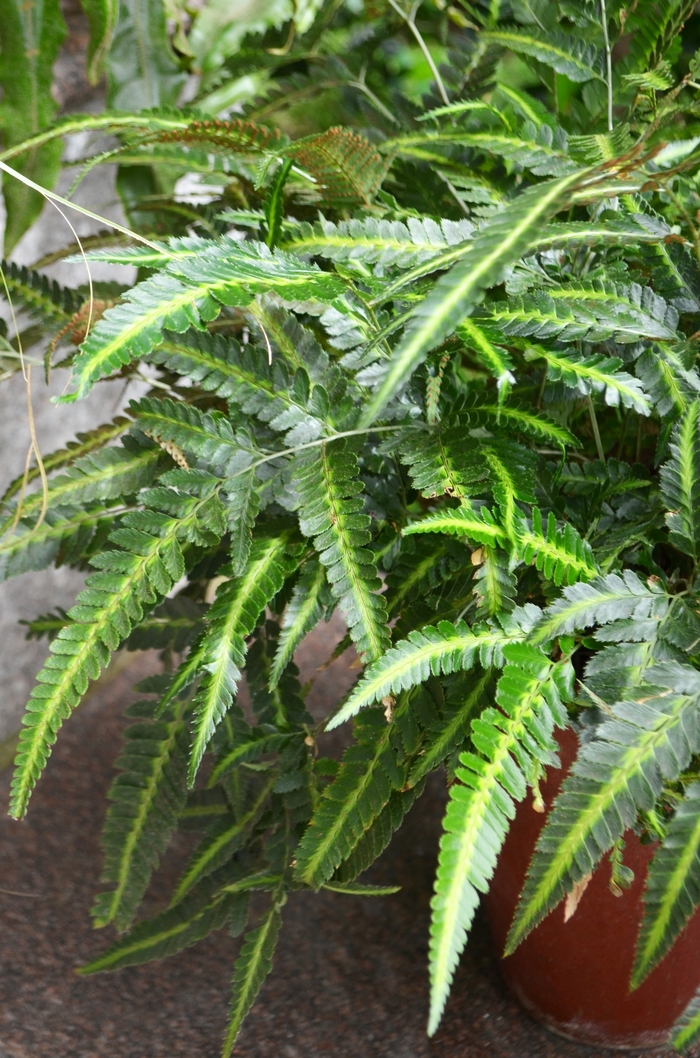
top-left (0, 645), bottom-right (695, 1058)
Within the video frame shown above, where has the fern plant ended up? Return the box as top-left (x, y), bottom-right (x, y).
top-left (6, 0), bottom-right (700, 1052)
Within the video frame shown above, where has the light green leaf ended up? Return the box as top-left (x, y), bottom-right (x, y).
top-left (0, 0), bottom-right (66, 250)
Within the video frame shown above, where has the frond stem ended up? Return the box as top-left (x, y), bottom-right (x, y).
top-left (600, 0), bottom-right (613, 132)
top-left (586, 395), bottom-right (606, 463)
top-left (386, 0), bottom-right (450, 106)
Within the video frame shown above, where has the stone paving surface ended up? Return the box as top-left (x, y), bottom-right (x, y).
top-left (0, 642), bottom-right (696, 1058)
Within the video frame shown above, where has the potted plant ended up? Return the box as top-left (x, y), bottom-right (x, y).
top-left (3, 0), bottom-right (700, 1052)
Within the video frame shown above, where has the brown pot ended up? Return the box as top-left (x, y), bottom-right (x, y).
top-left (483, 727), bottom-right (700, 1050)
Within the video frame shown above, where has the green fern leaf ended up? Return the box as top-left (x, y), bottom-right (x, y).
top-left (224, 466), bottom-right (261, 577)
top-left (660, 400), bottom-right (700, 560)
top-left (516, 508), bottom-right (599, 586)
top-left (398, 426), bottom-right (488, 500)
top-left (483, 27), bottom-right (604, 82)
top-left (360, 168), bottom-right (593, 424)
top-left (404, 505), bottom-right (506, 547)
top-left (635, 343), bottom-right (700, 417)
top-left (145, 331), bottom-right (328, 444)
top-left (482, 282), bottom-right (679, 345)
top-left (130, 397), bottom-right (242, 471)
top-left (0, 258), bottom-right (82, 323)
top-left (246, 295), bottom-right (330, 382)
top-left (532, 570), bottom-right (669, 645)
top-left (208, 731), bottom-right (297, 785)
top-left (474, 546), bottom-right (518, 617)
top-left (377, 217), bottom-right (673, 309)
top-left (428, 647), bottom-right (571, 1034)
top-left (0, 504), bottom-right (116, 582)
top-left (81, 884), bottom-right (244, 973)
top-left (526, 344), bottom-right (650, 414)
top-left (0, 418), bottom-right (131, 506)
top-left (633, 782), bottom-right (700, 988)
top-left (331, 785), bottom-right (423, 884)
top-left (9, 481), bottom-right (215, 818)
top-left (61, 242), bottom-right (344, 401)
top-left (188, 532), bottom-right (301, 785)
top-left (294, 441), bottom-right (390, 663)
top-left (283, 215), bottom-right (474, 272)
top-left (407, 671), bottom-right (493, 788)
top-left (223, 902), bottom-right (282, 1058)
top-left (328, 617), bottom-right (525, 729)
top-left (92, 698), bottom-right (189, 930)
top-left (0, 440), bottom-right (160, 529)
top-left (506, 682), bottom-right (700, 955)
top-left (454, 398), bottom-right (578, 449)
top-left (385, 123), bottom-right (574, 178)
top-left (294, 705), bottom-right (406, 888)
top-left (172, 776), bottom-right (276, 903)
top-left (457, 318), bottom-right (515, 391)
top-left (673, 987), bottom-right (700, 1050)
top-left (270, 559), bottom-right (328, 688)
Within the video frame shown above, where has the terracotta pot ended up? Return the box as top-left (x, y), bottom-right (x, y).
top-left (483, 727), bottom-right (700, 1050)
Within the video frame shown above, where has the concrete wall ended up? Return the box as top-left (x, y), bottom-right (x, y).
top-left (0, 134), bottom-right (141, 743)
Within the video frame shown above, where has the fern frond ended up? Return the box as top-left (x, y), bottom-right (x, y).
top-left (633, 782), bottom-right (700, 988)
top-left (329, 618), bottom-right (523, 728)
top-left (1, 259), bottom-right (82, 323)
top-left (481, 438), bottom-right (537, 533)
top-left (0, 505), bottom-right (116, 582)
top-left (294, 441), bottom-right (390, 663)
top-left (660, 400), bottom-right (700, 559)
top-left (172, 776), bottom-right (276, 903)
top-left (62, 242), bottom-right (344, 401)
top-left (407, 671), bottom-right (493, 788)
top-left (385, 123), bottom-right (574, 177)
top-left (247, 295), bottom-right (330, 382)
top-left (482, 27), bottom-right (604, 82)
top-left (457, 318), bottom-right (515, 390)
top-left (377, 217), bottom-right (673, 309)
top-left (360, 168), bottom-right (593, 424)
top-left (403, 506), bottom-right (506, 547)
top-left (635, 344), bottom-right (700, 417)
top-left (398, 426), bottom-right (487, 499)
top-left (284, 126), bottom-right (390, 205)
top-left (428, 647), bottom-right (571, 1034)
top-left (474, 546), bottom-right (517, 617)
top-left (9, 481), bottom-right (215, 818)
top-left (188, 532), bottom-right (301, 784)
top-left (482, 282), bottom-right (679, 345)
top-left (331, 785), bottom-right (423, 884)
top-left (532, 570), bottom-right (669, 644)
top-left (283, 216), bottom-right (474, 272)
top-left (208, 731), bottom-right (297, 786)
top-left (92, 698), bottom-right (189, 931)
top-left (0, 420), bottom-right (131, 507)
top-left (456, 398), bottom-right (578, 448)
top-left (515, 508), bottom-right (599, 586)
top-left (131, 397), bottom-right (242, 471)
top-left (295, 705), bottom-right (406, 888)
top-left (0, 441), bottom-right (159, 528)
top-left (270, 559), bottom-right (328, 688)
top-left (527, 344), bottom-right (650, 414)
top-left (223, 902), bottom-right (282, 1058)
top-left (674, 986), bottom-right (700, 1050)
top-left (82, 884), bottom-right (244, 973)
top-left (506, 684), bottom-right (700, 955)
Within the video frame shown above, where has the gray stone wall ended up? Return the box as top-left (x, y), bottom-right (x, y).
top-left (0, 137), bottom-right (140, 743)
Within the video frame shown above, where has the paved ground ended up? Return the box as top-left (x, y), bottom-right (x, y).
top-left (0, 640), bottom-right (696, 1058)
